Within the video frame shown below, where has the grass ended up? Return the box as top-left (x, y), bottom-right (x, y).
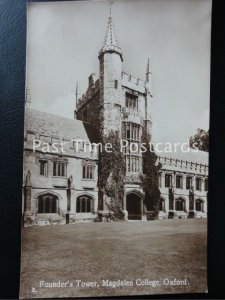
top-left (20, 219), bottom-right (207, 298)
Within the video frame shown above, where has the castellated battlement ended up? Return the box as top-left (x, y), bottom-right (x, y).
top-left (122, 72), bottom-right (146, 94)
top-left (76, 70), bottom-right (148, 113)
top-left (122, 72), bottom-right (145, 87)
top-left (158, 155), bottom-right (208, 176)
top-left (77, 78), bottom-right (100, 110)
top-left (77, 71), bottom-right (146, 109)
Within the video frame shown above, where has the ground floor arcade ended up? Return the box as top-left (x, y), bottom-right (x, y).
top-left (23, 187), bottom-right (207, 226)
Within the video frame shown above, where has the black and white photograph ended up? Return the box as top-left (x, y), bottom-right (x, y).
top-left (20, 0), bottom-right (211, 298)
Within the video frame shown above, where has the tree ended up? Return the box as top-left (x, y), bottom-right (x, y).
top-left (189, 129), bottom-right (209, 152)
top-left (139, 124), bottom-right (161, 219)
top-left (98, 131), bottom-right (126, 220)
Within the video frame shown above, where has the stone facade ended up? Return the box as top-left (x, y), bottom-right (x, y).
top-left (23, 13), bottom-right (208, 225)
top-left (157, 153), bottom-right (208, 219)
top-left (23, 109), bottom-right (99, 225)
top-left (74, 13), bottom-right (208, 221)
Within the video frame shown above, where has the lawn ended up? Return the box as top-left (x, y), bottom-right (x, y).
top-left (20, 219), bottom-right (207, 298)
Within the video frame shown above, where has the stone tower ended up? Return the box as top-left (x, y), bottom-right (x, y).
top-left (98, 11), bottom-right (123, 137)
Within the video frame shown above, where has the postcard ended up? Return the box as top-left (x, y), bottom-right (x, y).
top-left (20, 0), bottom-right (211, 297)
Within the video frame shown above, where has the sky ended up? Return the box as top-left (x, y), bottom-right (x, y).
top-left (26, 0), bottom-right (212, 144)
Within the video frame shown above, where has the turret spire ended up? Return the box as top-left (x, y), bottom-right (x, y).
top-left (99, 4), bottom-right (123, 60)
top-left (110, 1), bottom-right (112, 18)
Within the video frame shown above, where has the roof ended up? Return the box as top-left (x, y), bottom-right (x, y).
top-left (25, 108), bottom-right (98, 143)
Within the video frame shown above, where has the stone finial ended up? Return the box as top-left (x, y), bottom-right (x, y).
top-left (146, 58), bottom-right (152, 83)
top-left (25, 170), bottom-right (31, 187)
top-left (75, 81), bottom-right (79, 111)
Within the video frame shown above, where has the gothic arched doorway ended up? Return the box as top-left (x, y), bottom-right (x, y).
top-left (126, 192), bottom-right (142, 220)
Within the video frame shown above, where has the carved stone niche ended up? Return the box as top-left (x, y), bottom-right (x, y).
top-left (125, 174), bottom-right (141, 184)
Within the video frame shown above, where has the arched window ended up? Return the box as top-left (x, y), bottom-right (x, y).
top-left (186, 176), bottom-right (192, 189)
top-left (39, 160), bottom-right (47, 176)
top-left (125, 93), bottom-right (138, 111)
top-left (196, 177), bottom-right (202, 191)
top-left (175, 198), bottom-right (185, 211)
top-left (195, 199), bottom-right (204, 212)
top-left (159, 198), bottom-right (165, 211)
top-left (176, 175), bottom-right (183, 189)
top-left (123, 122), bottom-right (141, 174)
top-left (76, 195), bottom-right (93, 213)
top-left (165, 174), bottom-right (172, 188)
top-left (52, 158), bottom-right (68, 177)
top-left (38, 193), bottom-right (58, 213)
top-left (82, 164), bottom-right (94, 179)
